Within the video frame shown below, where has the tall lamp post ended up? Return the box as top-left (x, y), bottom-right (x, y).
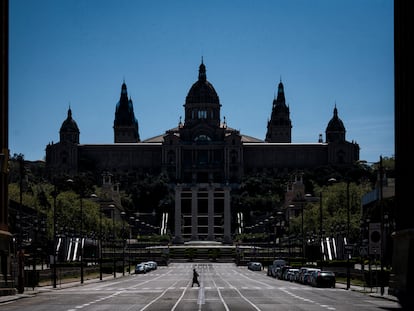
top-left (99, 205), bottom-right (103, 280)
top-left (109, 204), bottom-right (116, 278)
top-left (52, 182), bottom-right (58, 288)
top-left (90, 194), bottom-right (102, 281)
top-left (319, 191), bottom-right (323, 270)
top-left (128, 216), bottom-right (134, 274)
top-left (379, 156), bottom-right (384, 296)
top-left (67, 178), bottom-right (84, 284)
top-left (121, 211), bottom-right (126, 276)
top-left (346, 179), bottom-right (351, 290)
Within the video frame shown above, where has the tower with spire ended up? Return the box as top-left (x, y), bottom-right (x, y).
top-left (265, 80), bottom-right (292, 143)
top-left (113, 82), bottom-right (140, 143)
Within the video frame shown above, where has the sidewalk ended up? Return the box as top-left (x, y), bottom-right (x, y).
top-left (335, 281), bottom-right (399, 303)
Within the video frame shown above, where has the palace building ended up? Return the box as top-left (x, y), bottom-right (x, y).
top-left (46, 61), bottom-right (359, 244)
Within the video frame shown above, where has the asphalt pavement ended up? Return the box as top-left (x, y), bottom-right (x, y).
top-left (0, 271), bottom-right (400, 306)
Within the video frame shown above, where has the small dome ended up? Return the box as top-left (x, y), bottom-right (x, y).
top-left (185, 62), bottom-right (220, 106)
top-left (60, 108), bottom-right (79, 133)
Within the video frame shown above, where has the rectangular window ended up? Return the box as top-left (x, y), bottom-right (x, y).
top-left (198, 110), bottom-right (207, 119)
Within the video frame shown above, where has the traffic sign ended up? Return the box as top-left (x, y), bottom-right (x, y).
top-left (369, 222), bottom-right (381, 255)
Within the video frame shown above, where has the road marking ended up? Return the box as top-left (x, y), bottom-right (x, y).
top-left (139, 280), bottom-right (180, 311)
top-left (211, 273), bottom-right (230, 311)
top-left (197, 284), bottom-right (205, 310)
top-left (280, 288), bottom-right (336, 310)
top-left (170, 282), bottom-right (191, 311)
top-left (66, 291), bottom-right (122, 311)
top-left (216, 271), bottom-right (262, 311)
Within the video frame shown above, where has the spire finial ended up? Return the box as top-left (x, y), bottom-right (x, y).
top-left (198, 59), bottom-right (207, 81)
top-left (67, 103), bottom-right (72, 119)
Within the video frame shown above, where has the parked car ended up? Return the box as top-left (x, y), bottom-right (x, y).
top-left (303, 268), bottom-right (321, 285)
top-left (310, 270), bottom-right (336, 288)
top-left (298, 267), bottom-right (309, 284)
top-left (135, 262), bottom-right (149, 274)
top-left (286, 268), bottom-right (300, 282)
top-left (247, 262), bottom-right (263, 271)
top-left (267, 259), bottom-right (286, 277)
top-left (146, 261), bottom-right (157, 270)
top-left (277, 265), bottom-right (292, 279)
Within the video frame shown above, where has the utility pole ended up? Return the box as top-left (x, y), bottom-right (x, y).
top-left (346, 180), bottom-right (351, 290)
top-left (17, 155), bottom-right (24, 294)
top-left (319, 191), bottom-right (323, 270)
top-left (379, 156), bottom-right (384, 296)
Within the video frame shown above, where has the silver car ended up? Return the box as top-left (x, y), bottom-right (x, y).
top-left (247, 262), bottom-right (262, 271)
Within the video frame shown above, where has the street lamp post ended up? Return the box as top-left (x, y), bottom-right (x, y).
top-left (90, 193), bottom-right (102, 281)
top-left (52, 183), bottom-right (58, 288)
top-left (129, 216), bottom-right (134, 274)
top-left (99, 205), bottom-right (102, 280)
top-left (121, 211), bottom-right (126, 276)
top-left (379, 155), bottom-right (385, 296)
top-left (301, 202), bottom-right (304, 262)
top-left (346, 179), bottom-right (351, 290)
top-left (78, 193), bottom-right (84, 284)
top-left (67, 178), bottom-right (84, 284)
top-left (109, 204), bottom-right (116, 278)
top-left (319, 191), bottom-right (323, 270)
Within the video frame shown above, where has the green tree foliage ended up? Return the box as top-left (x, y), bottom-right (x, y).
top-left (124, 172), bottom-right (173, 214)
top-left (236, 173), bottom-right (287, 211)
top-left (9, 180), bottom-right (115, 241)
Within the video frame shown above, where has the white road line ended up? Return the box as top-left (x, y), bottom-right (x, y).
top-left (198, 285), bottom-right (205, 311)
top-left (216, 268), bottom-right (262, 311)
top-left (129, 268), bottom-right (173, 289)
top-left (139, 280), bottom-right (180, 311)
top-left (171, 282), bottom-right (191, 311)
top-left (66, 291), bottom-right (122, 311)
top-left (280, 288), bottom-right (336, 310)
top-left (230, 268), bottom-right (274, 289)
top-left (210, 274), bottom-right (230, 311)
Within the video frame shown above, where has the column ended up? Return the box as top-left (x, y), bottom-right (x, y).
top-left (223, 186), bottom-right (232, 244)
top-left (191, 186), bottom-right (198, 240)
top-left (173, 185), bottom-right (183, 244)
top-left (207, 185), bottom-right (214, 241)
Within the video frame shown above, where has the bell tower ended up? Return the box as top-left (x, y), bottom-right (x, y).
top-left (114, 82), bottom-right (140, 143)
top-left (265, 80), bottom-right (292, 143)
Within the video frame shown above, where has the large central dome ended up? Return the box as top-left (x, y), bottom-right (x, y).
top-left (183, 61), bottom-right (222, 129)
top-left (185, 61), bottom-right (220, 106)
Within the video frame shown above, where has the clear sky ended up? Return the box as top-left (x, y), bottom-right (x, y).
top-left (9, 0), bottom-right (394, 164)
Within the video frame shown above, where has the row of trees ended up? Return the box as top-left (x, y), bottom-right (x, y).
top-left (8, 153), bottom-right (395, 252)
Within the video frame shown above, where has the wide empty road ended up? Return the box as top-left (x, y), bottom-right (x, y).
top-left (1, 263), bottom-right (402, 311)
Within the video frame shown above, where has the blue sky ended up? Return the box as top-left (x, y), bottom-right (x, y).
top-left (9, 0), bottom-right (394, 163)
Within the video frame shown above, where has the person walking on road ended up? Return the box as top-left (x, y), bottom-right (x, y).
top-left (192, 268), bottom-right (200, 287)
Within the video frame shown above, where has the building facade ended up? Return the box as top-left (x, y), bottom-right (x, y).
top-left (46, 61), bottom-right (359, 244)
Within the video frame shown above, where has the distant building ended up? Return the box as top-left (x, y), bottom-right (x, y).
top-left (46, 61), bottom-right (359, 244)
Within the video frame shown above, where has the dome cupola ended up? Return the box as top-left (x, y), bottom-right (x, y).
top-left (326, 105), bottom-right (346, 142)
top-left (184, 60), bottom-right (221, 128)
top-left (59, 107), bottom-right (80, 144)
